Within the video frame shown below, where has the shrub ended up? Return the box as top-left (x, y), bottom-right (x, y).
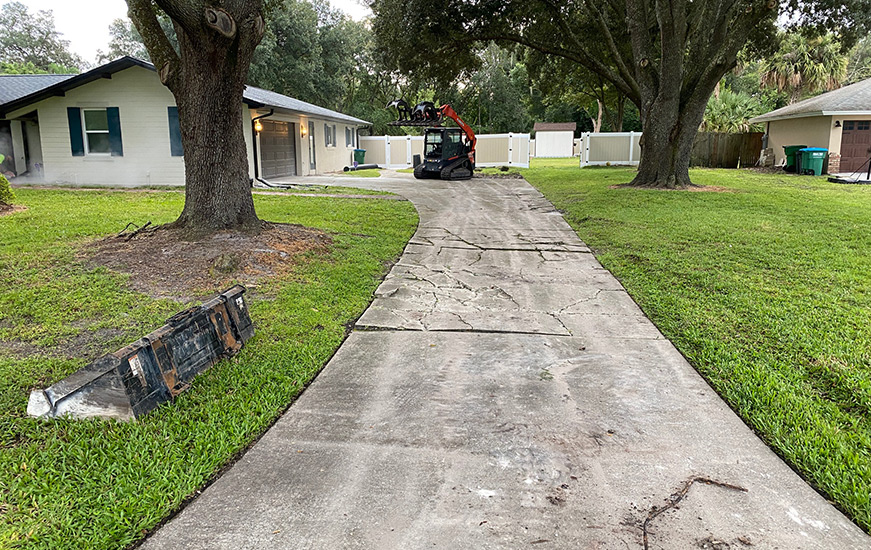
top-left (0, 174), bottom-right (14, 205)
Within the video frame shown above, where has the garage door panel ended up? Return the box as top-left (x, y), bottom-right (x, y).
top-left (261, 120), bottom-right (297, 178)
top-left (840, 120), bottom-right (871, 173)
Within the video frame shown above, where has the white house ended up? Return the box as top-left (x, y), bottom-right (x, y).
top-left (532, 122), bottom-right (576, 158)
top-left (0, 57), bottom-right (368, 185)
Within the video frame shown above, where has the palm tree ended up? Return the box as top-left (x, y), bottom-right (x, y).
top-left (760, 33), bottom-right (848, 104)
top-left (702, 89), bottom-right (764, 133)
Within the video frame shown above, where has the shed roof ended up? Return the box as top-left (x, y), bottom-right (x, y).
top-left (533, 122), bottom-right (577, 132)
top-left (750, 77), bottom-right (871, 123)
top-left (0, 57), bottom-right (370, 125)
top-left (0, 74), bottom-right (75, 105)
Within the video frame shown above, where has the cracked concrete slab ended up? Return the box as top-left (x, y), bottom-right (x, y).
top-left (142, 174), bottom-right (870, 549)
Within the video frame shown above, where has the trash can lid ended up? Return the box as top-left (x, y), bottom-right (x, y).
top-left (799, 147), bottom-right (827, 152)
top-left (354, 148), bottom-right (366, 152)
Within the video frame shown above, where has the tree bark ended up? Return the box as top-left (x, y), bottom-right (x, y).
top-left (127, 0), bottom-right (264, 235)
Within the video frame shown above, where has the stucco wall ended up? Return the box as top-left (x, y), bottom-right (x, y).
top-left (766, 116), bottom-right (834, 166)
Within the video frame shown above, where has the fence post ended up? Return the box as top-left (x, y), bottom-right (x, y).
top-left (385, 136), bottom-right (391, 167)
top-left (628, 131), bottom-right (635, 164)
top-left (508, 132), bottom-right (514, 165)
top-left (406, 136), bottom-right (412, 167)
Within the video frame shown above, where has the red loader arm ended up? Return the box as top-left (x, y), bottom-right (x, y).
top-left (439, 104), bottom-right (476, 165)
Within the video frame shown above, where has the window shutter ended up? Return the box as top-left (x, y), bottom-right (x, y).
top-left (167, 107), bottom-right (183, 156)
top-left (106, 107), bottom-right (123, 156)
top-left (67, 107), bottom-right (84, 157)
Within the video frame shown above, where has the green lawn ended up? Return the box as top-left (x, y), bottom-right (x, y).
top-left (0, 189), bottom-right (417, 549)
top-left (522, 158), bottom-right (871, 531)
top-left (334, 168), bottom-right (381, 178)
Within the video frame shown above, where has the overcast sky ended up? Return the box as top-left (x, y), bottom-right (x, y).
top-left (17, 0), bottom-right (373, 65)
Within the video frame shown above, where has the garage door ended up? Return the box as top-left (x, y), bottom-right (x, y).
top-left (840, 120), bottom-right (871, 173)
top-left (260, 120), bottom-right (296, 178)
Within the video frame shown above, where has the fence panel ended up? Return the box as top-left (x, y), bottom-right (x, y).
top-left (580, 132), bottom-right (641, 166)
top-left (360, 133), bottom-right (530, 169)
top-left (690, 132), bottom-right (763, 168)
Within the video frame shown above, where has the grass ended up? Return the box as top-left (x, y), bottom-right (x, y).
top-left (0, 189), bottom-right (417, 549)
top-left (520, 158), bottom-right (871, 531)
top-left (333, 168), bottom-right (381, 178)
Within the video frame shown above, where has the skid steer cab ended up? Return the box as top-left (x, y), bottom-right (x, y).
top-left (415, 127), bottom-right (474, 180)
top-left (386, 100), bottom-right (477, 180)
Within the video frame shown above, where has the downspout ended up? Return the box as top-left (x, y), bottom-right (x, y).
top-left (251, 109), bottom-right (274, 186)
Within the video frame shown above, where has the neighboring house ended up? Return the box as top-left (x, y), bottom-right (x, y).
top-left (532, 122), bottom-right (576, 158)
top-left (750, 77), bottom-right (871, 173)
top-left (0, 57), bottom-right (368, 185)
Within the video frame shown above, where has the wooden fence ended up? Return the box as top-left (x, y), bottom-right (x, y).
top-left (690, 132), bottom-right (763, 168)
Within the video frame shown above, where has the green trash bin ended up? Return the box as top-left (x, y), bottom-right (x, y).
top-left (798, 147), bottom-right (827, 176)
top-left (353, 148), bottom-right (366, 165)
top-left (783, 145), bottom-right (806, 173)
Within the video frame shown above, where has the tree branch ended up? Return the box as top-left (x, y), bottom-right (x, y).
top-left (127, 0), bottom-right (181, 90)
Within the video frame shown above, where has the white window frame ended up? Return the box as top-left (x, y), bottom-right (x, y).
top-left (82, 108), bottom-right (111, 156)
top-left (324, 123), bottom-right (337, 148)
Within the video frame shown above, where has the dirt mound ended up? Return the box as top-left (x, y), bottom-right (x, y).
top-left (0, 203), bottom-right (26, 216)
top-left (81, 223), bottom-right (331, 301)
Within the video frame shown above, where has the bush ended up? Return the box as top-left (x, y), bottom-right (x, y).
top-left (0, 174), bottom-right (14, 205)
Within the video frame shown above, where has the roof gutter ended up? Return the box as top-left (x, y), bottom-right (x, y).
top-left (250, 109), bottom-right (274, 186)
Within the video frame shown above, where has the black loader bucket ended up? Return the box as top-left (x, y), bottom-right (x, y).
top-left (27, 285), bottom-right (254, 421)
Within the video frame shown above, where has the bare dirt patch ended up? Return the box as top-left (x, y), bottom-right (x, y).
top-left (0, 204), bottom-right (27, 216)
top-left (80, 223), bottom-right (332, 302)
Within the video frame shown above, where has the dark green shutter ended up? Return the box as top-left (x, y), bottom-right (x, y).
top-left (167, 107), bottom-right (183, 156)
top-left (107, 107), bottom-right (123, 156)
top-left (67, 107), bottom-right (84, 157)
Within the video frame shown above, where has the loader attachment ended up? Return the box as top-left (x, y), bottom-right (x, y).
top-left (27, 285), bottom-right (254, 421)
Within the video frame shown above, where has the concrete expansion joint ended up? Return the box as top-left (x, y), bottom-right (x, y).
top-left (352, 325), bottom-right (573, 337)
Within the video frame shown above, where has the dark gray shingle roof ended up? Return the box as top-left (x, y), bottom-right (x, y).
top-left (0, 74), bottom-right (75, 104)
top-left (243, 86), bottom-right (369, 125)
top-left (751, 77), bottom-right (871, 122)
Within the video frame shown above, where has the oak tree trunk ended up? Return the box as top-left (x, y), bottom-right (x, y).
top-left (127, 0), bottom-right (265, 235)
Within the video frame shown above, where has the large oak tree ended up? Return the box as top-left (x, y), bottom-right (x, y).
top-left (370, 0), bottom-right (867, 188)
top-left (127, 0), bottom-right (266, 233)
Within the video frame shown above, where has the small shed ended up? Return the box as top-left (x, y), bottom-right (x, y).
top-left (750, 77), bottom-right (871, 174)
top-left (533, 122), bottom-right (576, 158)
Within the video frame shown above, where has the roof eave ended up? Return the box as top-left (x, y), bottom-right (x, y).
top-left (749, 111), bottom-right (828, 123)
top-left (248, 104), bottom-right (369, 126)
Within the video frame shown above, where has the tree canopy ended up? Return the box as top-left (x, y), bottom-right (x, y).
top-left (369, 0), bottom-right (869, 187)
top-left (0, 2), bottom-right (83, 73)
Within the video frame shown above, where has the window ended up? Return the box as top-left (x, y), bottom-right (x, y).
top-left (324, 123), bottom-right (337, 147)
top-left (425, 131), bottom-right (443, 157)
top-left (345, 126), bottom-right (356, 147)
top-left (67, 106), bottom-right (123, 157)
top-left (83, 109), bottom-right (110, 154)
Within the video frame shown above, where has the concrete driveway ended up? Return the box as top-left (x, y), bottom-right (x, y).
top-left (142, 173), bottom-right (869, 549)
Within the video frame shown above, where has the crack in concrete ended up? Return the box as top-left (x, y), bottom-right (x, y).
top-left (641, 477), bottom-right (748, 550)
top-left (353, 325), bottom-right (571, 337)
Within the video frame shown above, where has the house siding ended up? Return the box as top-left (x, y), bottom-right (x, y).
top-left (766, 116), bottom-right (834, 166)
top-left (4, 65), bottom-right (362, 185)
top-left (7, 66), bottom-right (185, 185)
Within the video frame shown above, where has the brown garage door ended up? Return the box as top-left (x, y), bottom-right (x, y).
top-left (840, 120), bottom-right (871, 173)
top-left (260, 120), bottom-right (297, 178)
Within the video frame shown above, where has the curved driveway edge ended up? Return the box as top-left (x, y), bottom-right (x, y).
top-left (142, 174), bottom-right (869, 549)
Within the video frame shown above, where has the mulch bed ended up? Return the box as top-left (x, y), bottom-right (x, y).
top-left (79, 222), bottom-right (332, 302)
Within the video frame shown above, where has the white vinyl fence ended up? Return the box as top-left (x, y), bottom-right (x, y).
top-left (578, 132), bottom-right (642, 166)
top-left (359, 133), bottom-right (530, 169)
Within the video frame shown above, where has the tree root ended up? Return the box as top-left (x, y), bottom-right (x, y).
top-left (642, 476), bottom-right (747, 550)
